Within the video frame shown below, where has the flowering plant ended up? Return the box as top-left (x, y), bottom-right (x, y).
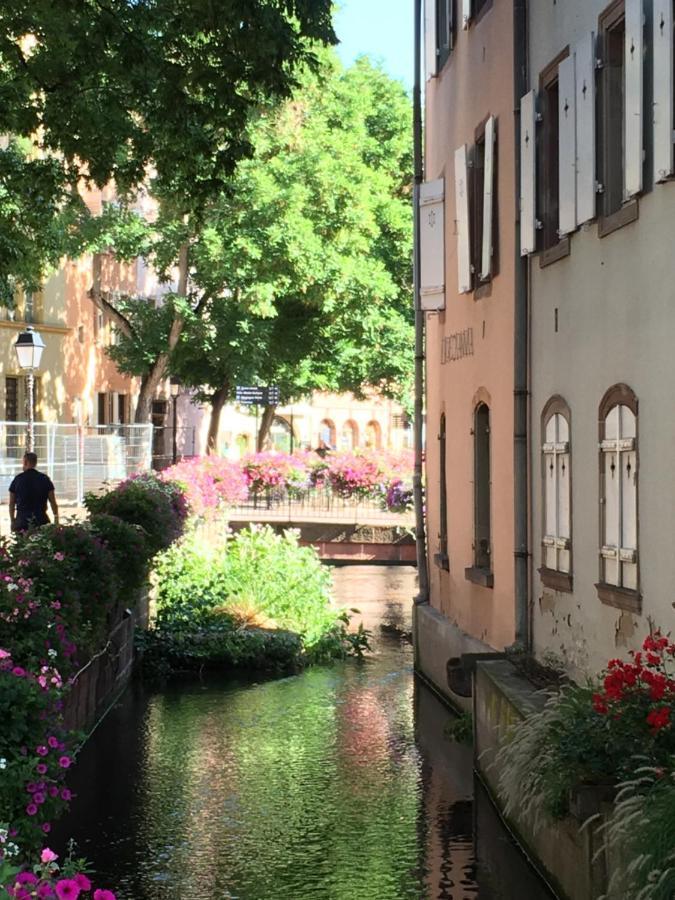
top-left (243, 452), bottom-right (309, 496)
top-left (162, 457), bottom-right (248, 516)
top-left (382, 480), bottom-right (414, 514)
top-left (2, 847), bottom-right (116, 899)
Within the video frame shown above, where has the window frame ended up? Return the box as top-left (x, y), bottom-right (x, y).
top-left (436, 0), bottom-right (455, 71)
top-left (466, 400), bottom-right (493, 588)
top-left (435, 413), bottom-right (450, 571)
top-left (597, 0), bottom-right (640, 236)
top-left (471, 115), bottom-right (499, 297)
top-left (539, 396), bottom-right (573, 593)
top-left (596, 383), bottom-right (641, 614)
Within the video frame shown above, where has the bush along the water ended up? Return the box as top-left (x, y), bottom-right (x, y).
top-left (1, 845), bottom-right (117, 899)
top-left (0, 477), bottom-right (189, 870)
top-left (141, 525), bottom-right (371, 676)
top-left (497, 631), bottom-right (675, 829)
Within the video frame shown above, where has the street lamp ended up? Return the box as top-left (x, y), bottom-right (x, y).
top-left (14, 326), bottom-right (45, 453)
top-left (170, 377), bottom-right (181, 464)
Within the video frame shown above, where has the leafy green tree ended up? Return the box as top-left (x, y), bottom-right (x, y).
top-left (113, 52), bottom-right (413, 446)
top-left (0, 0), bottom-right (335, 416)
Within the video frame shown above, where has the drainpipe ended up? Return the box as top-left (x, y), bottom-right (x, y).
top-left (513, 0), bottom-right (530, 649)
top-left (413, 0), bottom-right (430, 606)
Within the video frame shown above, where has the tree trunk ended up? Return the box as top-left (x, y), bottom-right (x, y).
top-left (133, 241), bottom-right (190, 424)
top-left (257, 404), bottom-right (276, 451)
top-left (207, 385), bottom-right (229, 455)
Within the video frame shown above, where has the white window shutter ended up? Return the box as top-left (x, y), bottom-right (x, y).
top-left (463, 0), bottom-right (472, 29)
top-left (520, 90), bottom-right (537, 256)
top-left (480, 116), bottom-right (496, 281)
top-left (653, 0), bottom-right (674, 181)
top-left (558, 56), bottom-right (577, 235)
top-left (576, 33), bottom-right (597, 224)
top-left (625, 0), bottom-right (644, 198)
top-left (454, 146), bottom-right (472, 293)
top-left (419, 179), bottom-right (446, 311)
top-left (425, 0), bottom-right (437, 80)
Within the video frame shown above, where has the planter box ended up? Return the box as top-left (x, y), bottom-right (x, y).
top-left (474, 660), bottom-right (610, 900)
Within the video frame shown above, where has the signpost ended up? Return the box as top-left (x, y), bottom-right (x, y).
top-left (235, 385), bottom-right (281, 406)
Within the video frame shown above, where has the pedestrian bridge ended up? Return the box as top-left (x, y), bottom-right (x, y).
top-left (227, 505), bottom-right (416, 564)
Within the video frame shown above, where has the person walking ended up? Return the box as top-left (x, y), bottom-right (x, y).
top-left (8, 452), bottom-right (59, 532)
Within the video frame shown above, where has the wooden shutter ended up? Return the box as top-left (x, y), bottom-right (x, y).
top-left (480, 116), bottom-right (496, 280)
top-left (463, 0), bottom-right (472, 29)
top-left (558, 56), bottom-right (577, 235)
top-left (520, 90), bottom-right (537, 255)
top-left (425, 0), bottom-right (437, 80)
top-left (576, 32), bottom-right (597, 224)
top-left (454, 145), bottom-right (472, 293)
top-left (419, 178), bottom-right (446, 311)
top-left (624, 0), bottom-right (644, 198)
top-left (653, 0), bottom-right (674, 181)
top-left (601, 406), bottom-right (621, 586)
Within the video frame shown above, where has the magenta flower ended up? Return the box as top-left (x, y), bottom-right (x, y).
top-left (74, 875), bottom-right (91, 891)
top-left (26, 803), bottom-right (38, 816)
top-left (33, 792), bottom-right (46, 805)
top-left (58, 756), bottom-right (71, 769)
top-left (36, 763), bottom-right (48, 775)
top-left (54, 880), bottom-right (81, 900)
top-left (12, 666), bottom-right (26, 677)
top-left (93, 891), bottom-right (116, 900)
top-left (42, 822), bottom-right (52, 834)
top-left (47, 736), bottom-right (59, 749)
top-left (16, 873), bottom-right (39, 885)
top-left (36, 745), bottom-right (49, 757)
top-left (37, 885), bottom-right (55, 899)
top-left (60, 787), bottom-right (72, 801)
top-left (49, 786), bottom-right (59, 798)
top-left (26, 782), bottom-right (38, 793)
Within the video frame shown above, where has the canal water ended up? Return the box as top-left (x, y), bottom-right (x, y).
top-left (57, 567), bottom-right (552, 900)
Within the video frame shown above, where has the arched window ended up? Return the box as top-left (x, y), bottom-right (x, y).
top-left (365, 420), bottom-right (382, 450)
top-left (319, 419), bottom-right (336, 450)
top-left (473, 402), bottom-right (491, 573)
top-left (340, 420), bottom-right (359, 451)
top-left (598, 385), bottom-right (639, 611)
top-left (540, 396), bottom-right (572, 591)
top-left (435, 413), bottom-right (449, 570)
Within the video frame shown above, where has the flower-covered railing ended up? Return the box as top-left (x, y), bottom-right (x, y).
top-left (0, 474), bottom-right (190, 896)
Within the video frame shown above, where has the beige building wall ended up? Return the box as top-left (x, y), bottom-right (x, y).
top-left (424, 0), bottom-right (517, 654)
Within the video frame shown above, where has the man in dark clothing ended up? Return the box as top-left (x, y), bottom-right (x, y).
top-left (8, 452), bottom-right (59, 532)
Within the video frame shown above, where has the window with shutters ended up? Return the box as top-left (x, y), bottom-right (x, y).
top-left (597, 385), bottom-right (640, 614)
top-left (597, 1), bottom-right (641, 235)
top-left (436, 0), bottom-right (454, 70)
top-left (118, 394), bottom-right (127, 425)
top-left (5, 377), bottom-right (18, 422)
top-left (463, 0), bottom-right (491, 29)
top-left (97, 392), bottom-right (107, 426)
top-left (539, 397), bottom-right (573, 592)
top-left (465, 402), bottom-right (493, 587)
top-left (653, 0), bottom-right (674, 181)
top-left (456, 118), bottom-right (498, 295)
top-left (435, 414), bottom-right (449, 570)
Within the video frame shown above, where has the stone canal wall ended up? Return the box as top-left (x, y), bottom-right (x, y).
top-left (474, 661), bottom-right (610, 900)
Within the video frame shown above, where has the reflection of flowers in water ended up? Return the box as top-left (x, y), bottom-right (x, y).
top-left (338, 689), bottom-right (391, 767)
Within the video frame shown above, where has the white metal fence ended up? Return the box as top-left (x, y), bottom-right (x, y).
top-left (0, 422), bottom-right (153, 504)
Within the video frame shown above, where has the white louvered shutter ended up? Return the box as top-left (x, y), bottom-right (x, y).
top-left (543, 414), bottom-right (571, 574)
top-left (463, 0), bottom-right (472, 29)
top-left (558, 56), bottom-right (577, 235)
top-left (576, 33), bottom-right (597, 224)
top-left (653, 0), bottom-right (674, 181)
top-left (520, 90), bottom-right (537, 256)
top-left (624, 0), bottom-right (644, 198)
top-left (425, 0), bottom-right (437, 80)
top-left (480, 116), bottom-right (496, 280)
top-left (419, 179), bottom-right (446, 311)
top-left (454, 146), bottom-right (472, 293)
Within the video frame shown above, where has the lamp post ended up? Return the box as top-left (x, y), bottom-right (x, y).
top-left (14, 327), bottom-right (45, 453)
top-left (170, 377), bottom-right (181, 464)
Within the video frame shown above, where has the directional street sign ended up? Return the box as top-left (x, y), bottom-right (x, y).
top-left (235, 385), bottom-right (281, 406)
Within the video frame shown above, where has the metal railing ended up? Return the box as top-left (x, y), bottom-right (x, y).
top-left (228, 485), bottom-right (414, 525)
top-left (151, 425), bottom-right (197, 471)
top-left (0, 422), bottom-right (153, 504)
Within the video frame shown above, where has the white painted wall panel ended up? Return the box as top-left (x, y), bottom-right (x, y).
top-left (558, 56), bottom-right (577, 235)
top-left (454, 146), bottom-right (472, 293)
top-left (576, 32), bottom-right (597, 224)
top-left (425, 0), bottom-right (437, 80)
top-left (520, 90), bottom-right (537, 255)
top-left (420, 179), bottom-right (446, 311)
top-left (625, 0), bottom-right (644, 198)
top-left (480, 116), bottom-right (496, 280)
top-left (653, 0), bottom-right (674, 181)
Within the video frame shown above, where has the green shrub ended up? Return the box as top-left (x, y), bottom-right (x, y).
top-left (85, 473), bottom-right (188, 556)
top-left (88, 513), bottom-right (150, 597)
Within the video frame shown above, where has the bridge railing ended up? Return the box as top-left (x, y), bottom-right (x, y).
top-left (228, 485), bottom-right (413, 525)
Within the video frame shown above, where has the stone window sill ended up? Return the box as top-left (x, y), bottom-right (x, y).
top-left (474, 280), bottom-right (492, 301)
top-left (539, 236), bottom-right (570, 268)
top-left (598, 199), bottom-right (639, 238)
top-left (539, 566), bottom-right (573, 593)
top-left (596, 582), bottom-right (642, 615)
top-left (465, 566), bottom-right (494, 588)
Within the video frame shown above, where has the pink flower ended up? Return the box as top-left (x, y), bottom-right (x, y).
top-left (25, 803), bottom-right (38, 816)
top-left (42, 822), bottom-right (51, 834)
top-left (36, 745), bottom-right (49, 757)
top-left (58, 756), bottom-right (71, 769)
top-left (41, 848), bottom-right (58, 864)
top-left (12, 666), bottom-right (26, 677)
top-left (0, 648), bottom-right (11, 659)
top-left (60, 787), bottom-right (72, 801)
top-left (54, 880), bottom-right (81, 900)
top-left (37, 763), bottom-right (48, 775)
top-left (16, 873), bottom-right (39, 885)
top-left (74, 875), bottom-right (91, 892)
top-left (34, 791), bottom-right (46, 804)
top-left (53, 553), bottom-right (65, 562)
top-left (37, 885), bottom-right (55, 899)
top-left (93, 891), bottom-right (116, 900)
top-left (47, 737), bottom-right (59, 749)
